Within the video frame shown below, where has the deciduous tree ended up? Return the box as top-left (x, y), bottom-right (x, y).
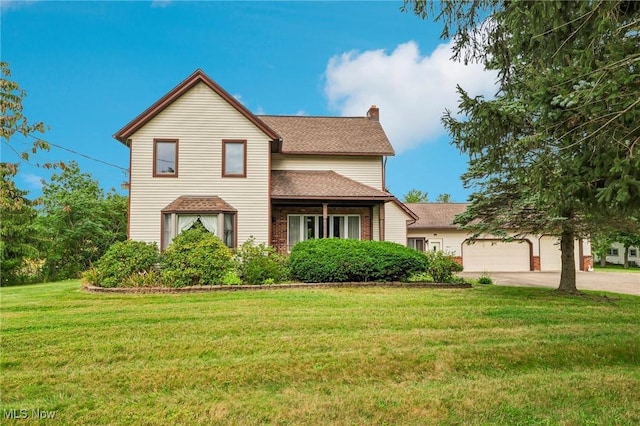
top-left (403, 189), bottom-right (429, 203)
top-left (0, 164), bottom-right (39, 285)
top-left (36, 162), bottom-right (127, 280)
top-left (0, 61), bottom-right (62, 173)
top-left (436, 193), bottom-right (452, 203)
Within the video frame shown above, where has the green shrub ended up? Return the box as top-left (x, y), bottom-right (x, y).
top-left (477, 274), bottom-right (493, 285)
top-left (121, 269), bottom-right (160, 288)
top-left (289, 239), bottom-right (429, 283)
top-left (407, 271), bottom-right (435, 283)
top-left (235, 237), bottom-right (289, 285)
top-left (90, 240), bottom-right (160, 288)
top-left (221, 271), bottom-right (242, 285)
top-left (161, 226), bottom-right (233, 287)
top-left (424, 251), bottom-right (463, 283)
top-left (81, 267), bottom-right (100, 286)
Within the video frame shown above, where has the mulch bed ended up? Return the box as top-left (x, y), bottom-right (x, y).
top-left (83, 282), bottom-right (472, 294)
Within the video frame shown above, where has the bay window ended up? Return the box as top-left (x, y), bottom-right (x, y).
top-left (162, 213), bottom-right (235, 250)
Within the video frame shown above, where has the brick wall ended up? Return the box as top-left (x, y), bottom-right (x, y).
top-left (582, 255), bottom-right (593, 271)
top-left (271, 206), bottom-right (372, 253)
top-left (532, 256), bottom-right (541, 271)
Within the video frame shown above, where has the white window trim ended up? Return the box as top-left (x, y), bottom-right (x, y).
top-left (162, 213), bottom-right (220, 250)
top-left (287, 214), bottom-right (361, 251)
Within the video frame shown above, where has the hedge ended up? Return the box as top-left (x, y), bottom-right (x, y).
top-left (289, 239), bottom-right (429, 283)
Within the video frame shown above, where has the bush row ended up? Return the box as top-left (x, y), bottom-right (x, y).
top-left (84, 227), bottom-right (288, 288)
top-left (84, 230), bottom-right (465, 288)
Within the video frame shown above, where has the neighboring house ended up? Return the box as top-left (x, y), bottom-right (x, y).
top-left (405, 203), bottom-right (593, 272)
top-left (596, 242), bottom-right (639, 266)
top-left (113, 69), bottom-right (415, 253)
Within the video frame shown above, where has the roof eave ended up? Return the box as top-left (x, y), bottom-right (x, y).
top-left (279, 150), bottom-right (395, 156)
top-left (271, 195), bottom-right (394, 201)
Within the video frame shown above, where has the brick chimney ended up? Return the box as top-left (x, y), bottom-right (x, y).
top-left (367, 105), bottom-right (379, 121)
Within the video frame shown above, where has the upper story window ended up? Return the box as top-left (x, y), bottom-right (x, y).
top-left (154, 139), bottom-right (178, 177)
top-left (222, 140), bottom-right (246, 177)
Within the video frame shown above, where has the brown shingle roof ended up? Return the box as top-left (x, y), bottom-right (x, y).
top-left (162, 196), bottom-right (237, 213)
top-left (271, 170), bottom-right (393, 200)
top-left (405, 203), bottom-right (470, 229)
top-left (258, 115), bottom-right (395, 156)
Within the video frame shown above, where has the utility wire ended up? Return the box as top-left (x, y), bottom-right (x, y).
top-left (24, 134), bottom-right (129, 173)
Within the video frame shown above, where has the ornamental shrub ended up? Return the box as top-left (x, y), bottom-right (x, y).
top-left (160, 225), bottom-right (234, 287)
top-left (423, 250), bottom-right (463, 283)
top-left (88, 240), bottom-right (160, 288)
top-left (477, 274), bottom-right (493, 285)
top-left (235, 237), bottom-right (289, 285)
top-left (289, 239), bottom-right (429, 283)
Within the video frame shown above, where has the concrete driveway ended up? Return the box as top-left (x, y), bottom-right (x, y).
top-left (459, 271), bottom-right (640, 296)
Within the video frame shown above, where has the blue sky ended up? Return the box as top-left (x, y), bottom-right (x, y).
top-left (2, 0), bottom-right (496, 202)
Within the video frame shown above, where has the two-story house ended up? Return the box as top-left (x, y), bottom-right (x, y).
top-left (114, 69), bottom-right (415, 252)
top-left (114, 69), bottom-right (592, 272)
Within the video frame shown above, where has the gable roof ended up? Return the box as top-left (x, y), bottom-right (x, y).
top-left (271, 170), bottom-right (393, 200)
top-left (113, 69), bottom-right (280, 145)
top-left (258, 115), bottom-right (395, 156)
top-left (162, 196), bottom-right (237, 213)
top-left (405, 203), bottom-right (470, 229)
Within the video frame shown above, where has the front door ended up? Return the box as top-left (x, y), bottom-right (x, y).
top-left (429, 240), bottom-right (442, 252)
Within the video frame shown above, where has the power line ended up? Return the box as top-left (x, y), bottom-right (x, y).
top-left (24, 134), bottom-right (129, 173)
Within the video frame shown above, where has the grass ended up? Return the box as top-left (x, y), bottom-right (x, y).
top-left (1, 281), bottom-right (639, 425)
top-left (594, 263), bottom-right (640, 273)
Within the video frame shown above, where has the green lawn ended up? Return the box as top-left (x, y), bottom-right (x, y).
top-left (594, 263), bottom-right (640, 273)
top-left (1, 281), bottom-right (639, 425)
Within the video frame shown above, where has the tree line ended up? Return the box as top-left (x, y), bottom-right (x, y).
top-left (1, 162), bottom-right (127, 285)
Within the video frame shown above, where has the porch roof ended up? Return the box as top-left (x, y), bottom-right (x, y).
top-left (271, 170), bottom-right (393, 201)
top-left (162, 196), bottom-right (237, 213)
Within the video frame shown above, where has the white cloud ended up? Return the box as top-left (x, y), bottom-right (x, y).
top-left (150, 0), bottom-right (172, 8)
top-left (0, 0), bottom-right (39, 12)
top-left (324, 40), bottom-right (497, 153)
top-left (20, 173), bottom-right (44, 190)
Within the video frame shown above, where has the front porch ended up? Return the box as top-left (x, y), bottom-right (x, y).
top-left (270, 169), bottom-right (394, 253)
top-left (271, 203), bottom-right (380, 253)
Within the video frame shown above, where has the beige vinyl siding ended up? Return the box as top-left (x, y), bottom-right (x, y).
top-left (407, 229), bottom-right (468, 255)
top-left (128, 81), bottom-right (271, 246)
top-left (384, 201), bottom-right (411, 245)
top-left (271, 154), bottom-right (384, 190)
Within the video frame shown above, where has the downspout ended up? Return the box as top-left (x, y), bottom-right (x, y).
top-left (382, 156), bottom-right (388, 190)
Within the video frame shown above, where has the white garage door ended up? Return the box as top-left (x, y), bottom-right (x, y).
top-left (539, 236), bottom-right (580, 271)
top-left (463, 239), bottom-right (531, 272)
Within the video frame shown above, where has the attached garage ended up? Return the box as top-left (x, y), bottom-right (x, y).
top-left (462, 239), bottom-right (532, 272)
top-left (539, 236), bottom-right (580, 271)
top-left (405, 203), bottom-right (593, 272)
